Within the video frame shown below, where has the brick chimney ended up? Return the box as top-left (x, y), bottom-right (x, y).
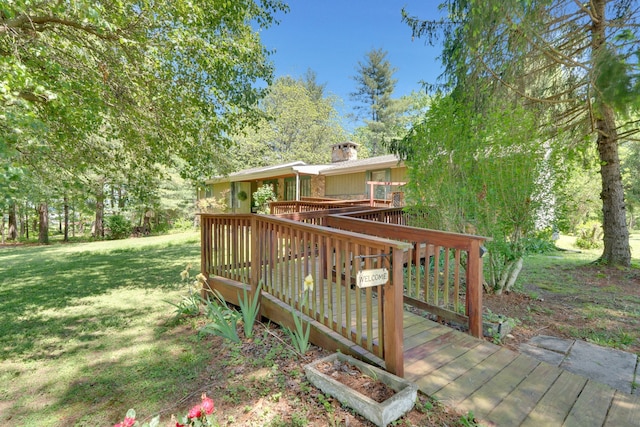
top-left (331, 141), bottom-right (359, 163)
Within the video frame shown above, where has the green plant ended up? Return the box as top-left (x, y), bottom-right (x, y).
top-left (106, 214), bottom-right (132, 240)
top-left (459, 411), bottom-right (480, 427)
top-left (173, 217), bottom-right (196, 231)
top-left (253, 184), bottom-right (277, 214)
top-left (200, 291), bottom-right (240, 343)
top-left (237, 190), bottom-right (248, 201)
top-left (167, 294), bottom-right (201, 319)
top-left (575, 221), bottom-right (603, 249)
top-left (238, 282), bottom-right (263, 339)
top-left (285, 309), bottom-right (311, 355)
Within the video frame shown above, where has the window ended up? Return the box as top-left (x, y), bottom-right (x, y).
top-left (367, 169), bottom-right (391, 199)
top-left (284, 176), bottom-right (311, 200)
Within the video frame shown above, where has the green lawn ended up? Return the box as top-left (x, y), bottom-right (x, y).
top-left (0, 232), bottom-right (213, 426)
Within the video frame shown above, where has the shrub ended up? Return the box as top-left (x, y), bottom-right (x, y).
top-left (253, 184), bottom-right (276, 214)
top-left (575, 221), bottom-right (603, 249)
top-left (106, 215), bottom-right (132, 240)
top-left (173, 217), bottom-right (195, 231)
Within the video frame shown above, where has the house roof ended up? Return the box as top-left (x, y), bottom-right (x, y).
top-left (320, 154), bottom-right (403, 176)
top-left (206, 161), bottom-right (331, 184)
top-left (206, 154), bottom-right (403, 184)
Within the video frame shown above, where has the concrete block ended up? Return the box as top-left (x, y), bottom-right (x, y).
top-left (304, 353), bottom-right (418, 427)
top-left (560, 340), bottom-right (638, 394)
top-left (519, 343), bottom-right (565, 367)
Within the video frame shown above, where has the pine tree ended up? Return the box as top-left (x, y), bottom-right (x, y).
top-left (350, 48), bottom-right (399, 156)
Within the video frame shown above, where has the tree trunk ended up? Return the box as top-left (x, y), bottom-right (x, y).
top-left (592, 0), bottom-right (631, 266)
top-left (94, 188), bottom-right (105, 238)
top-left (38, 202), bottom-right (49, 244)
top-left (8, 202), bottom-right (17, 240)
top-left (63, 195), bottom-right (69, 242)
top-left (24, 202), bottom-right (29, 239)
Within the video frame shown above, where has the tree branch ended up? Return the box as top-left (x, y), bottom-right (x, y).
top-left (1, 14), bottom-right (118, 41)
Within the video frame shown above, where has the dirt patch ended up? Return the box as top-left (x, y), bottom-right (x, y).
top-left (151, 322), bottom-right (476, 427)
top-left (315, 359), bottom-right (396, 403)
top-left (484, 263), bottom-right (640, 354)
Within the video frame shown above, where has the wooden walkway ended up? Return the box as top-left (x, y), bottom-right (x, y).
top-left (402, 311), bottom-right (640, 426)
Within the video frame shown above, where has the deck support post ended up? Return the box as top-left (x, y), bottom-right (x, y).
top-left (384, 246), bottom-right (405, 377)
top-left (467, 239), bottom-right (483, 338)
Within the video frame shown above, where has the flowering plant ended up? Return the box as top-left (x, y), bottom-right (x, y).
top-left (114, 394), bottom-right (217, 427)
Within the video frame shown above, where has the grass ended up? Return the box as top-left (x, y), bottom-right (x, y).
top-left (500, 232), bottom-right (640, 353)
top-left (0, 232), bottom-right (213, 426)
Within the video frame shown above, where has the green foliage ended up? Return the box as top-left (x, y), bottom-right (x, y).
top-left (230, 74), bottom-right (345, 168)
top-left (459, 411), bottom-right (480, 427)
top-left (2, 0), bottom-right (287, 217)
top-left (285, 309), bottom-right (311, 356)
top-left (106, 214), bottom-right (132, 240)
top-left (402, 0), bottom-right (639, 266)
top-left (396, 95), bottom-right (547, 292)
top-left (167, 294), bottom-right (201, 320)
top-left (200, 291), bottom-right (241, 343)
top-left (238, 282), bottom-right (263, 339)
top-left (521, 229), bottom-right (557, 255)
top-left (173, 217), bottom-right (196, 232)
top-left (253, 184), bottom-right (277, 214)
top-left (575, 221), bottom-right (604, 250)
top-left (350, 48), bottom-right (401, 156)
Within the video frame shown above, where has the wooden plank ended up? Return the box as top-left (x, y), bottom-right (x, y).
top-left (460, 354), bottom-right (540, 420)
top-left (403, 324), bottom-right (451, 351)
top-left (413, 341), bottom-right (499, 395)
top-left (432, 347), bottom-right (517, 406)
top-left (520, 370), bottom-right (588, 427)
top-left (486, 361), bottom-right (562, 426)
top-left (403, 318), bottom-right (439, 339)
top-left (563, 380), bottom-right (616, 427)
top-left (404, 331), bottom-right (478, 366)
top-left (603, 391), bottom-right (640, 427)
top-left (403, 333), bottom-right (482, 379)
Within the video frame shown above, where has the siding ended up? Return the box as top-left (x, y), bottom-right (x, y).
top-left (325, 172), bottom-right (367, 198)
top-left (391, 167), bottom-right (407, 182)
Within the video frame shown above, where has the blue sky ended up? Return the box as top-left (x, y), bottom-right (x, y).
top-left (258, 1), bottom-right (444, 121)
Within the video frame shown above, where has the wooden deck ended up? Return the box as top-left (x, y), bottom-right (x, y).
top-left (402, 311), bottom-right (640, 427)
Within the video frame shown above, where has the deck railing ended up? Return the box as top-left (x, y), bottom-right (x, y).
top-left (325, 215), bottom-right (487, 338)
top-left (200, 213), bottom-right (411, 375)
top-left (270, 199), bottom-right (393, 215)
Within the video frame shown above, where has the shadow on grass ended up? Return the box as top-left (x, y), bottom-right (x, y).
top-left (0, 238), bottom-right (201, 361)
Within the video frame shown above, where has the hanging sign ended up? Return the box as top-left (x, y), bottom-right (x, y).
top-left (356, 268), bottom-right (389, 288)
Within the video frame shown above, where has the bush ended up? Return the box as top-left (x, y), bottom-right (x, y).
top-left (253, 184), bottom-right (277, 214)
top-left (173, 217), bottom-right (195, 231)
top-left (522, 228), bottom-right (557, 254)
top-left (575, 221), bottom-right (603, 249)
top-left (106, 215), bottom-right (132, 240)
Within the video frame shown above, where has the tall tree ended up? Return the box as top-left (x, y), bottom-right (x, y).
top-left (350, 48), bottom-right (400, 156)
top-left (1, 0), bottom-right (287, 185)
top-left (403, 0), bottom-right (639, 266)
top-left (231, 75), bottom-right (345, 167)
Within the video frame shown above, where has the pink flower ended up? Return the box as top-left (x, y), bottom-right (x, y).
top-left (201, 396), bottom-right (215, 415)
top-left (188, 405), bottom-right (202, 419)
top-left (114, 424), bottom-right (123, 427)
top-left (175, 423), bottom-right (185, 427)
top-left (123, 417), bottom-right (135, 427)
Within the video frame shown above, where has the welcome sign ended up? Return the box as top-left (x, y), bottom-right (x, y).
top-left (356, 268), bottom-right (389, 288)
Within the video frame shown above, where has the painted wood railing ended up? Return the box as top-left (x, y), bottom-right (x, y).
top-left (325, 214), bottom-right (487, 338)
top-left (200, 213), bottom-right (411, 375)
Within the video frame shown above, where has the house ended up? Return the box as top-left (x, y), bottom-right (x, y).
top-left (198, 142), bottom-right (407, 213)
